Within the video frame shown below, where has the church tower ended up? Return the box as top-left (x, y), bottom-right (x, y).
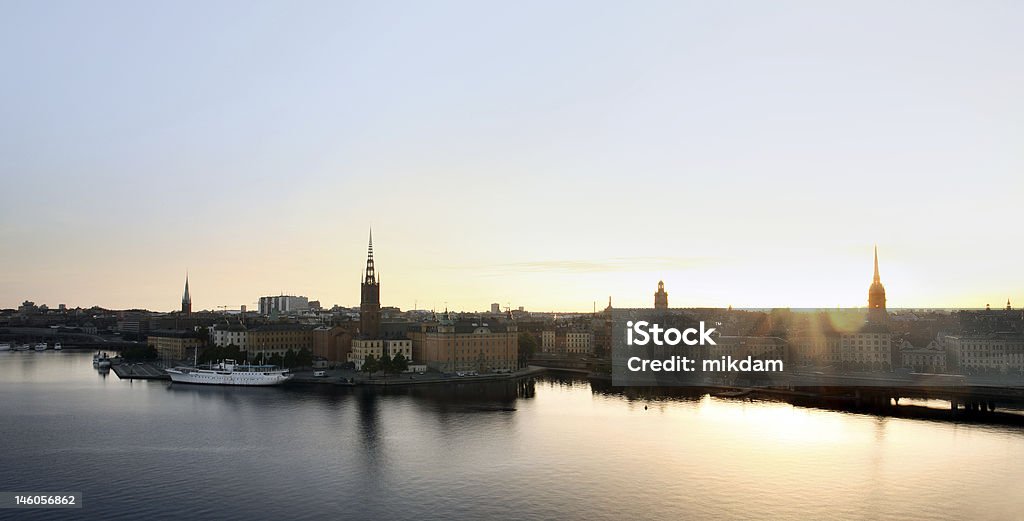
top-left (360, 229), bottom-right (381, 338)
top-left (654, 280), bottom-right (668, 309)
top-left (868, 246), bottom-right (886, 322)
top-left (181, 273), bottom-right (192, 315)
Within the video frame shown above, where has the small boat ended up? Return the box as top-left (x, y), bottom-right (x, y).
top-left (94, 351), bottom-right (112, 368)
top-left (14, 344), bottom-right (31, 351)
top-left (53, 342), bottom-right (62, 351)
top-left (0, 343), bottom-right (10, 351)
top-left (34, 342), bottom-right (47, 351)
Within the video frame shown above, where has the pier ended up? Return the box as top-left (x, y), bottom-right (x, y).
top-left (110, 362), bottom-right (170, 380)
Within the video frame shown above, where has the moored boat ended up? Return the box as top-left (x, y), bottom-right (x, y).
top-left (34, 342), bottom-right (47, 351)
top-left (53, 342), bottom-right (62, 350)
top-left (166, 359), bottom-right (293, 386)
top-left (0, 343), bottom-right (10, 351)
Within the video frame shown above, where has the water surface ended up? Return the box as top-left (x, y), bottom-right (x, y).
top-left (1, 351), bottom-right (1021, 520)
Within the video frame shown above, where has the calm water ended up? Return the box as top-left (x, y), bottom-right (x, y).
top-left (1, 352), bottom-right (1023, 521)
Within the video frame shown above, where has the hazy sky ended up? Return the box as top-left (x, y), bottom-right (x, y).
top-left (1, 1), bottom-right (1022, 312)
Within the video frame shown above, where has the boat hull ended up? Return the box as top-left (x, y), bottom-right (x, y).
top-left (166, 369), bottom-right (293, 386)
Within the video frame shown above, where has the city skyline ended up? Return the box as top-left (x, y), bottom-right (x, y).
top-left (2, 2), bottom-right (1023, 311)
top-left (4, 239), bottom-right (1022, 314)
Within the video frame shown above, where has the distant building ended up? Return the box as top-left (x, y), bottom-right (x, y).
top-left (541, 330), bottom-right (556, 353)
top-left (841, 326), bottom-right (892, 370)
top-left (942, 333), bottom-right (1024, 374)
top-left (211, 323), bottom-right (248, 350)
top-left (490, 303), bottom-right (501, 314)
top-left (565, 330), bottom-right (593, 355)
top-left (899, 340), bottom-right (946, 372)
top-left (117, 312), bottom-right (150, 335)
top-left (707, 336), bottom-right (787, 364)
top-left (258, 295), bottom-right (309, 316)
top-left (654, 281), bottom-right (668, 309)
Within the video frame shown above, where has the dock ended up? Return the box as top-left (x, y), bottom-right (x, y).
top-left (111, 363), bottom-right (547, 386)
top-left (110, 362), bottom-right (170, 380)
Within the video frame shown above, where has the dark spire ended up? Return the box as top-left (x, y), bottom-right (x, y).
top-left (183, 273), bottom-right (190, 304)
top-left (364, 228), bottom-right (376, 285)
top-left (181, 271), bottom-right (192, 314)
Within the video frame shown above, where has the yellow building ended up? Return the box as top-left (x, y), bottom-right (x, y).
top-left (409, 313), bottom-right (518, 373)
top-left (348, 338), bottom-right (413, 370)
top-left (246, 324), bottom-right (315, 358)
top-left (147, 329), bottom-right (203, 361)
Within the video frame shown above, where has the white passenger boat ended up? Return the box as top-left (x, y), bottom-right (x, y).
top-left (166, 359), bottom-right (293, 386)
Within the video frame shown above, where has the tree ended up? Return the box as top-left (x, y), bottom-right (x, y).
top-left (362, 354), bottom-right (379, 374)
top-left (296, 348), bottom-right (313, 368)
top-left (518, 332), bottom-right (538, 364)
top-left (378, 351), bottom-right (393, 375)
top-left (391, 352), bottom-right (409, 374)
top-left (198, 344), bottom-right (244, 365)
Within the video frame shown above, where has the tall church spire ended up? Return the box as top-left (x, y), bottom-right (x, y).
top-left (181, 272), bottom-right (192, 314)
top-left (873, 245), bottom-right (880, 284)
top-left (360, 227), bottom-right (381, 338)
top-left (364, 228), bottom-right (376, 285)
top-left (868, 246), bottom-right (886, 321)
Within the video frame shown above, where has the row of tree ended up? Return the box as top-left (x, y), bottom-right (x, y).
top-left (361, 352), bottom-right (409, 375)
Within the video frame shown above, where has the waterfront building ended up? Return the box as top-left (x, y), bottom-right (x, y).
top-left (941, 333), bottom-right (1024, 374)
top-left (840, 327), bottom-right (892, 370)
top-left (349, 338), bottom-right (413, 369)
top-left (654, 281), bottom-right (668, 309)
top-left (899, 340), bottom-right (946, 372)
top-left (313, 325), bottom-right (353, 363)
top-left (246, 324), bottom-right (315, 358)
top-left (409, 312), bottom-right (518, 373)
top-left (789, 331), bottom-right (842, 367)
top-left (148, 329), bottom-right (202, 361)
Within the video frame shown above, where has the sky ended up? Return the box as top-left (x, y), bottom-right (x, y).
top-left (1, 1), bottom-right (1022, 312)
